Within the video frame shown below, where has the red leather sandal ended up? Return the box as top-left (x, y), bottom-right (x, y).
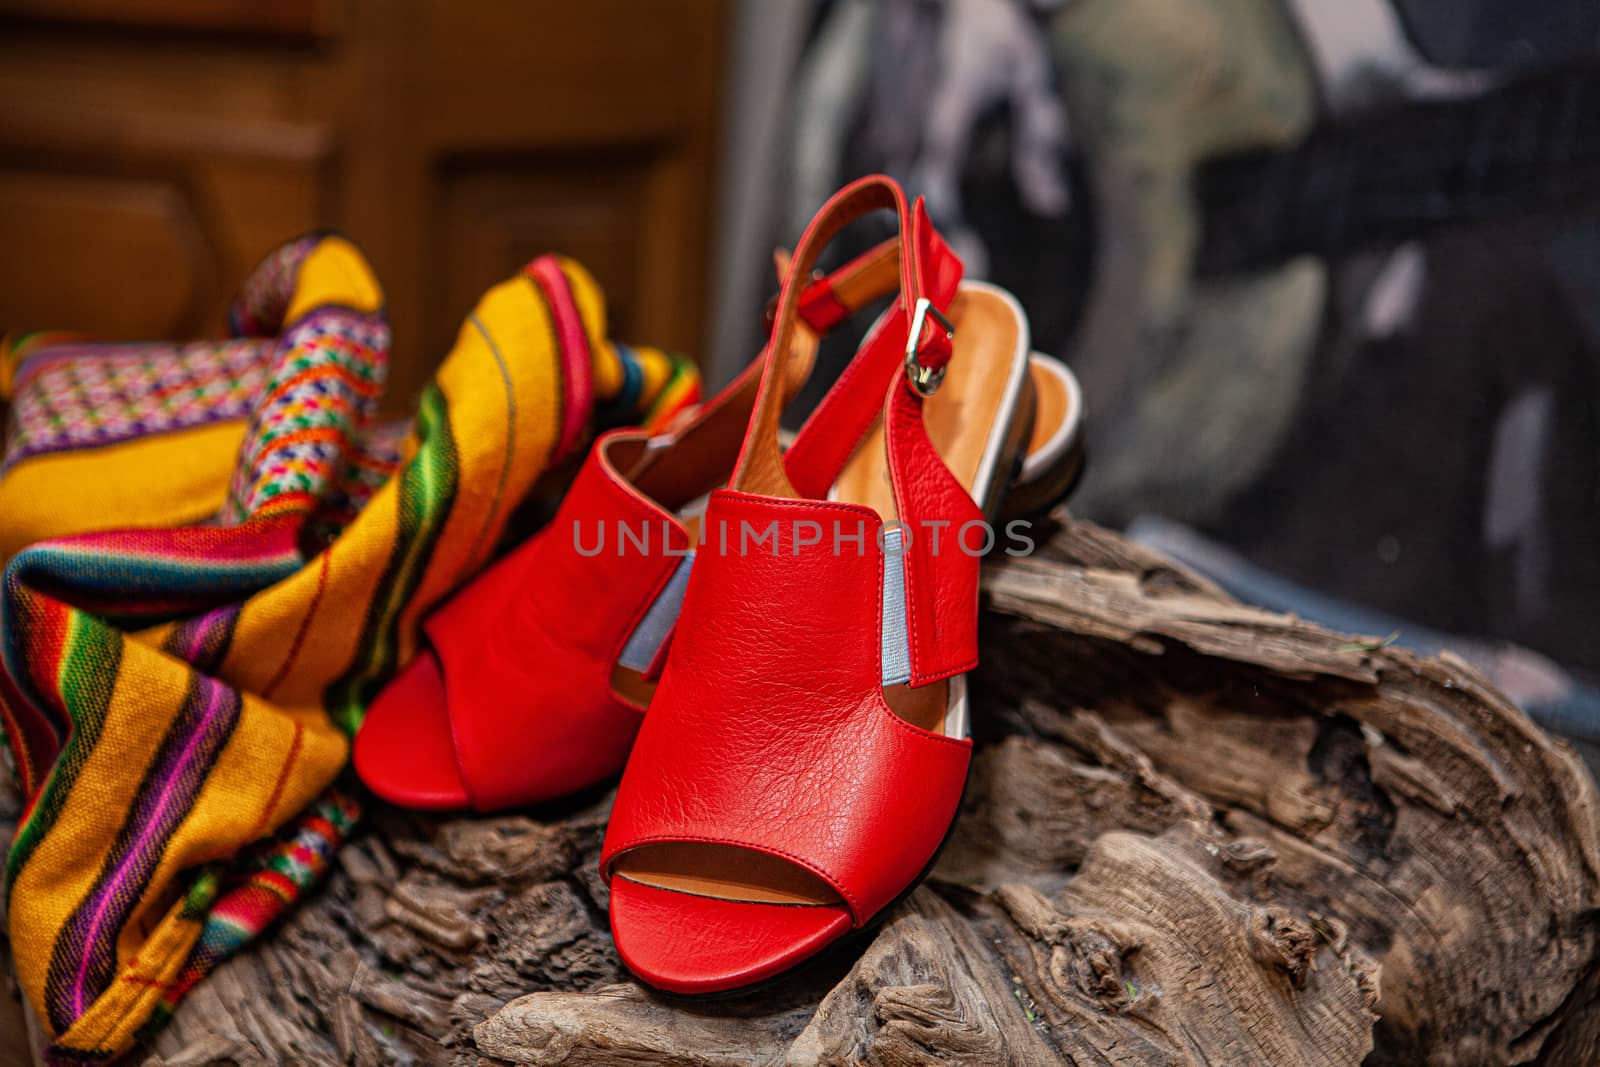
top-left (599, 176), bottom-right (1036, 993)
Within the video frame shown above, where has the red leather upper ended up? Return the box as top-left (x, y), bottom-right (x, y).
top-left (600, 492), bottom-right (971, 924)
top-left (785, 199), bottom-right (963, 502)
top-left (423, 431), bottom-right (689, 810)
top-left (885, 379), bottom-right (984, 684)
top-left (602, 175), bottom-right (979, 928)
top-left (609, 875), bottom-right (851, 994)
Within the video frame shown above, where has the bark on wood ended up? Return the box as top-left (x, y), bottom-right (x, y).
top-left (6, 514), bottom-right (1599, 1065)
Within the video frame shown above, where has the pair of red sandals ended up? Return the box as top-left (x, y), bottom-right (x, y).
top-left (354, 176), bottom-right (1084, 994)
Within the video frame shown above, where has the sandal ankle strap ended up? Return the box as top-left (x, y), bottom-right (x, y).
top-left (733, 175), bottom-right (956, 501)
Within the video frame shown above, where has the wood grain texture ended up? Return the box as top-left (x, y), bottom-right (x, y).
top-left (13, 513), bottom-right (1568, 1066)
top-left (0, 0), bottom-right (725, 412)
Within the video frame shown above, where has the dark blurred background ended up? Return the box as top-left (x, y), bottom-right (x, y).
top-left (2, 0), bottom-right (1598, 747)
top-left (714, 0), bottom-right (1600, 760)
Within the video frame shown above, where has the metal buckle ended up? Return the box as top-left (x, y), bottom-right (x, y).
top-left (904, 297), bottom-right (954, 397)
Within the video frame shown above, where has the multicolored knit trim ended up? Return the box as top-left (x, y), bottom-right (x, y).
top-left (2, 516), bottom-right (305, 624)
top-left (226, 235), bottom-right (326, 338)
top-left (222, 308), bottom-right (389, 523)
top-left (135, 789), bottom-right (360, 1042)
top-left (43, 674), bottom-right (244, 1033)
top-left (158, 605), bottom-right (242, 675)
top-left (1, 331), bottom-right (90, 400)
top-left (27, 607), bottom-right (246, 1037)
top-left (1, 338), bottom-right (277, 474)
top-left (2, 598), bottom-right (122, 886)
top-left (322, 383), bottom-right (459, 735)
top-left (0, 652), bottom-right (57, 801)
top-left (642, 347), bottom-right (702, 432)
top-left (526, 257), bottom-right (595, 467)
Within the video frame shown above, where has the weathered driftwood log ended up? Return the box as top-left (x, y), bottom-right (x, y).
top-left (6, 515), bottom-right (1599, 1066)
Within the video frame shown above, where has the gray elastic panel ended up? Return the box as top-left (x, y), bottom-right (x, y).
top-left (616, 551), bottom-right (696, 673)
top-left (881, 527), bottom-right (911, 686)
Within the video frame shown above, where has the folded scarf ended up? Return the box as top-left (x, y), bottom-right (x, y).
top-left (0, 234), bottom-right (698, 1062)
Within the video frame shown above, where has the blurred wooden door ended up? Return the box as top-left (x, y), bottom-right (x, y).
top-left (0, 0), bottom-right (724, 410)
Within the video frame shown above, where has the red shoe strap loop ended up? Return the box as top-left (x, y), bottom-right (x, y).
top-left (732, 175), bottom-right (957, 500)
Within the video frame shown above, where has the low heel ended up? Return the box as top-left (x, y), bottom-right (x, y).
top-left (980, 350), bottom-right (1038, 524)
top-left (999, 353), bottom-right (1086, 523)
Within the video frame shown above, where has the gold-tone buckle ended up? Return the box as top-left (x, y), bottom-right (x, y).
top-left (904, 297), bottom-right (954, 397)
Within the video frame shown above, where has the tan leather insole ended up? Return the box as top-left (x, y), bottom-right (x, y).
top-left (615, 842), bottom-right (838, 905)
top-left (613, 287), bottom-right (1027, 906)
top-left (831, 288), bottom-right (1023, 522)
top-left (882, 682), bottom-right (951, 734)
top-left (1028, 360), bottom-right (1069, 458)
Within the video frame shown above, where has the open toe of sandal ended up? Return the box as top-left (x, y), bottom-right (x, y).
top-left (354, 649), bottom-right (470, 810)
top-left (352, 447), bottom-right (685, 812)
top-left (608, 875), bottom-right (852, 994)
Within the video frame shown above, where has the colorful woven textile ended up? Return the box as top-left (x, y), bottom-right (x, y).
top-left (0, 235), bottom-right (698, 1062)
